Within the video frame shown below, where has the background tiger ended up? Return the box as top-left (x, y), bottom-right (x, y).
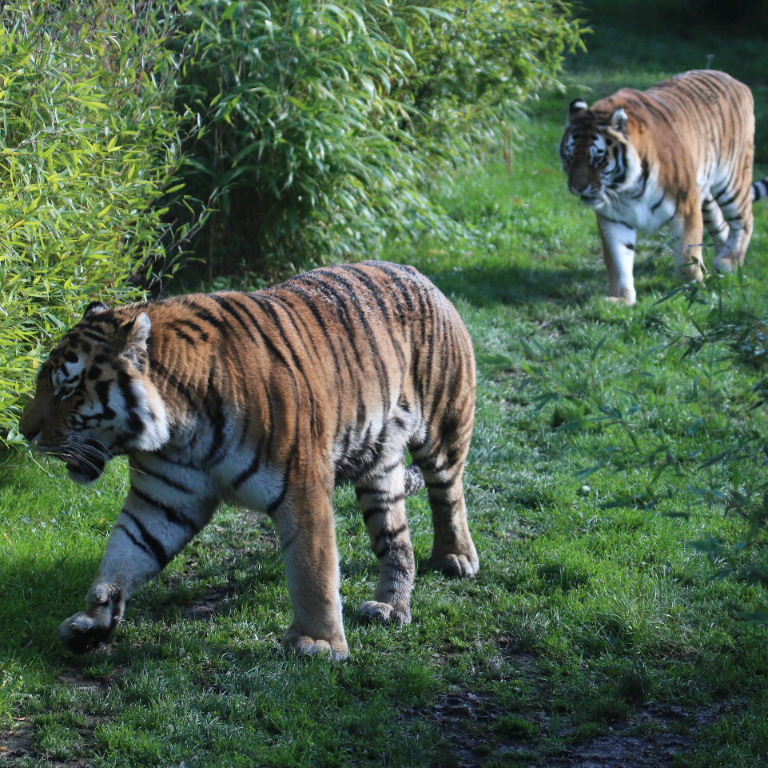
top-left (560, 69), bottom-right (755, 305)
top-left (20, 261), bottom-right (479, 660)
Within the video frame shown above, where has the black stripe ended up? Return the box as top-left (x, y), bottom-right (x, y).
top-left (123, 510), bottom-right (170, 567)
top-left (281, 284), bottom-right (355, 382)
top-left (80, 329), bottom-right (111, 345)
top-left (266, 455), bottom-right (292, 516)
top-left (312, 269), bottom-right (392, 407)
top-left (131, 486), bottom-right (199, 533)
top-left (132, 458), bottom-right (194, 494)
top-left (362, 499), bottom-right (406, 523)
top-left (369, 262), bottom-right (416, 316)
top-left (174, 318), bottom-right (209, 342)
top-left (233, 450), bottom-right (261, 489)
top-left (426, 476), bottom-right (459, 490)
top-left (248, 294), bottom-right (314, 387)
top-left (116, 522), bottom-right (155, 560)
top-left (716, 192), bottom-right (737, 208)
top-left (202, 366), bottom-right (226, 466)
top-left (210, 294), bottom-right (252, 335)
top-left (150, 359), bottom-right (197, 409)
top-left (117, 370), bottom-right (138, 410)
top-left (172, 326), bottom-right (197, 345)
top-left (183, 299), bottom-right (226, 332)
top-left (298, 275), bottom-right (367, 370)
top-left (650, 194), bottom-right (666, 213)
top-left (339, 265), bottom-right (393, 321)
top-left (93, 379), bottom-right (116, 420)
top-left (373, 525), bottom-right (409, 558)
top-left (235, 296), bottom-right (294, 371)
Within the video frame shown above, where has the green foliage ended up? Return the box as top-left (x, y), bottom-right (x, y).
top-left (172, 0), bottom-right (584, 279)
top-left (0, 2), bottom-right (182, 446)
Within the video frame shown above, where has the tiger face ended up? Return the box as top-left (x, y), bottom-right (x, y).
top-left (560, 99), bottom-right (640, 209)
top-left (21, 302), bottom-right (169, 484)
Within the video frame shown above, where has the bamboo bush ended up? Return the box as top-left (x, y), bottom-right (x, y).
top-left (171, 0), bottom-right (584, 277)
top-left (0, 2), bottom-right (182, 445)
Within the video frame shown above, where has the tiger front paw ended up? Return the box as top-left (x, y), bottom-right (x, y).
top-left (59, 584), bottom-right (124, 654)
top-left (676, 262), bottom-right (706, 283)
top-left (604, 296), bottom-right (635, 306)
top-left (59, 610), bottom-right (118, 654)
top-left (283, 631), bottom-right (349, 661)
top-left (358, 600), bottom-right (411, 625)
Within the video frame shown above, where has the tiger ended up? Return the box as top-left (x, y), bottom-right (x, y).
top-left (20, 261), bottom-right (479, 660)
top-left (559, 69), bottom-right (755, 305)
top-left (754, 175), bottom-right (768, 202)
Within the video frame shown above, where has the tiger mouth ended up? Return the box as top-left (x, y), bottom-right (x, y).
top-left (65, 455), bottom-right (106, 483)
top-left (62, 440), bottom-right (109, 484)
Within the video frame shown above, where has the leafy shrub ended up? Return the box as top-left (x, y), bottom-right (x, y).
top-left (171, 0), bottom-right (584, 279)
top-left (0, 2), bottom-right (182, 446)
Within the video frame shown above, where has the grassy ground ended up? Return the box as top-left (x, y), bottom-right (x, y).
top-left (2, 10), bottom-right (768, 768)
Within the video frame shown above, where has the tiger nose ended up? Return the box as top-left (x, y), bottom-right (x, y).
top-left (20, 424), bottom-right (40, 443)
top-left (569, 175), bottom-right (590, 194)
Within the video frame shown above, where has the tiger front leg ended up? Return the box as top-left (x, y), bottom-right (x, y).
top-left (59, 460), bottom-right (217, 653)
top-left (597, 216), bottom-right (637, 305)
top-left (273, 482), bottom-right (349, 661)
top-left (672, 202), bottom-right (706, 283)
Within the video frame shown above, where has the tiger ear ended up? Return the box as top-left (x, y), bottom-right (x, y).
top-left (118, 313), bottom-right (152, 367)
top-left (611, 107), bottom-right (629, 134)
top-left (568, 98), bottom-right (588, 117)
top-left (83, 301), bottom-right (110, 318)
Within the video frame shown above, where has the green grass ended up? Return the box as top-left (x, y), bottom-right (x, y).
top-left (3, 10), bottom-right (768, 768)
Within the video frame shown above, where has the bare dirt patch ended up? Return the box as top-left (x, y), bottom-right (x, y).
top-left (547, 702), bottom-right (741, 768)
top-left (410, 683), bottom-right (742, 768)
top-left (0, 720), bottom-right (35, 765)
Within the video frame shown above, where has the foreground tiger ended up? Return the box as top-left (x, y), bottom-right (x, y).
top-left (560, 69), bottom-right (755, 305)
top-left (20, 261), bottom-right (478, 660)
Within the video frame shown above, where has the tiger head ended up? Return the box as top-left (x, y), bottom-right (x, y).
top-left (560, 98), bottom-right (640, 208)
top-left (20, 302), bottom-right (169, 484)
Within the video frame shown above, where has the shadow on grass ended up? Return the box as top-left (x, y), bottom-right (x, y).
top-left (425, 261), bottom-right (599, 307)
top-left (0, 556), bottom-right (98, 661)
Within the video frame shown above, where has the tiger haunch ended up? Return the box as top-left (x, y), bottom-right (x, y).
top-left (560, 70), bottom-right (755, 305)
top-left (20, 261), bottom-right (478, 660)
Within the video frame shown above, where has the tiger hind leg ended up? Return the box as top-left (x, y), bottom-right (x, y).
top-left (712, 187), bottom-right (753, 274)
top-left (702, 194), bottom-right (730, 248)
top-left (413, 417), bottom-right (478, 579)
top-left (355, 460), bottom-right (416, 625)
